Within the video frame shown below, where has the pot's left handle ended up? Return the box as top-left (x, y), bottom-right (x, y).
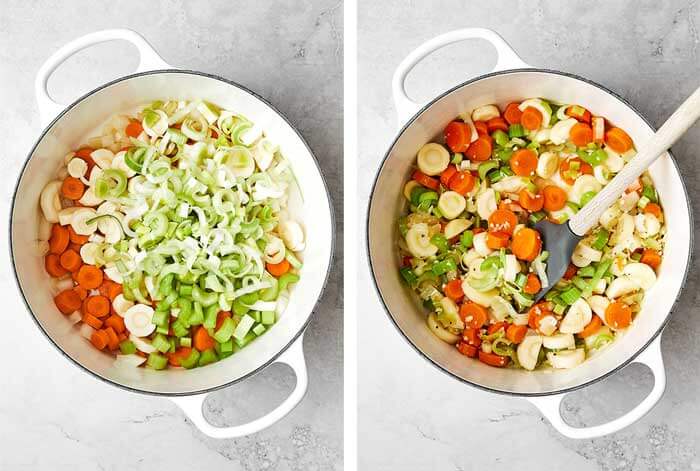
top-left (528, 336), bottom-right (666, 439)
top-left (392, 28), bottom-right (531, 127)
top-left (35, 29), bottom-right (172, 126)
top-left (171, 335), bottom-right (308, 439)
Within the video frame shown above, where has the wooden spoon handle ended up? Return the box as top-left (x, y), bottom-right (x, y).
top-left (569, 85), bottom-right (700, 236)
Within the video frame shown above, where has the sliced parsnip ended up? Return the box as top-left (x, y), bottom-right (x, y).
top-left (476, 188), bottom-right (497, 220)
top-left (443, 219), bottom-right (470, 239)
top-left (79, 186), bottom-right (104, 207)
top-left (559, 298), bottom-right (592, 334)
top-left (471, 104), bottom-right (500, 122)
top-left (70, 208), bottom-right (98, 235)
top-left (427, 313), bottom-right (460, 344)
top-left (634, 213), bottom-right (660, 238)
top-left (67, 157), bottom-right (88, 178)
top-left (417, 143), bottom-right (450, 176)
top-left (279, 220), bottom-right (305, 252)
top-left (536, 152), bottom-right (559, 178)
top-left (90, 148), bottom-right (115, 169)
top-left (606, 277), bottom-right (640, 298)
top-left (604, 147), bottom-right (624, 172)
top-left (542, 333), bottom-right (575, 350)
top-left (129, 334), bottom-right (157, 353)
top-left (491, 176), bottom-right (528, 194)
top-left (79, 242), bottom-right (99, 265)
top-left (124, 304), bottom-right (156, 337)
top-left (438, 191), bottom-right (466, 219)
top-left (517, 334), bottom-right (543, 371)
top-left (547, 348), bottom-right (585, 369)
top-left (112, 294), bottom-right (134, 317)
top-left (622, 262), bottom-right (657, 289)
top-left (587, 295), bottom-right (610, 319)
top-left (472, 232), bottom-right (493, 257)
top-left (461, 281), bottom-right (497, 307)
top-left (548, 118), bottom-right (578, 144)
top-left (40, 181), bottom-right (62, 223)
top-left (405, 223), bottom-right (438, 258)
top-left (502, 254), bottom-right (521, 283)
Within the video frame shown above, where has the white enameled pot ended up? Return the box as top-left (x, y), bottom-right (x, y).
top-left (11, 29), bottom-right (334, 439)
top-left (367, 28), bottom-right (692, 439)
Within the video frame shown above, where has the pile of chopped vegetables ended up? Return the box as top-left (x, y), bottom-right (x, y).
top-left (40, 100), bottom-right (304, 370)
top-left (398, 99), bottom-right (665, 370)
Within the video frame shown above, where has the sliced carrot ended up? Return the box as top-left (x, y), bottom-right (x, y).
top-left (59, 249), bottom-right (82, 272)
top-left (193, 326), bottom-right (216, 351)
top-left (487, 231), bottom-right (510, 249)
top-left (465, 136), bottom-right (493, 161)
top-left (640, 248), bottom-right (662, 270)
top-left (168, 347), bottom-right (193, 366)
top-left (45, 254), bottom-right (68, 278)
top-left (559, 157), bottom-right (593, 185)
top-left (511, 227), bottom-right (542, 262)
top-left (474, 121), bottom-right (489, 136)
top-left (488, 208), bottom-right (518, 234)
top-left (563, 264), bottom-right (577, 280)
top-left (105, 315), bottom-right (126, 334)
top-left (521, 107), bottom-right (543, 130)
top-left (444, 121), bottom-right (471, 153)
top-left (83, 313), bottom-right (103, 330)
top-left (55, 289), bottom-right (82, 314)
top-left (61, 177), bottom-right (85, 200)
top-left (478, 350), bottom-right (510, 367)
top-left (84, 295), bottom-right (111, 318)
top-left (125, 120), bottom-right (144, 138)
top-left (412, 170), bottom-right (440, 190)
top-left (443, 279), bottom-right (464, 302)
top-left (605, 127), bottom-right (633, 153)
top-left (91, 329), bottom-right (109, 350)
top-left (267, 259), bottom-right (291, 277)
top-left (506, 324), bottom-right (528, 344)
top-left (462, 327), bottom-right (481, 347)
top-left (99, 280), bottom-right (123, 301)
top-left (104, 327), bottom-right (119, 350)
top-left (523, 273), bottom-right (541, 295)
top-left (487, 321), bottom-right (508, 335)
top-left (542, 185), bottom-right (568, 211)
top-left (456, 342), bottom-right (479, 358)
top-left (503, 102), bottom-right (522, 125)
top-left (486, 116), bottom-right (508, 133)
top-left (459, 301), bottom-right (488, 328)
top-left (570, 122), bottom-right (594, 147)
top-left (49, 224), bottom-right (70, 255)
top-left (518, 189), bottom-right (544, 212)
top-left (565, 105), bottom-right (592, 123)
top-left (76, 265), bottom-right (103, 289)
top-left (605, 301), bottom-right (632, 330)
top-left (440, 165), bottom-right (458, 187)
top-left (643, 202), bottom-right (662, 219)
top-left (74, 285), bottom-right (88, 300)
top-left (68, 226), bottom-right (89, 245)
top-left (509, 148), bottom-right (538, 176)
top-left (578, 315), bottom-right (603, 338)
top-left (448, 171), bottom-right (476, 195)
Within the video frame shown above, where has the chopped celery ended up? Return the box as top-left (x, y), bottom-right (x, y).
top-left (203, 304), bottom-right (218, 329)
top-left (233, 314), bottom-right (256, 341)
top-left (214, 317), bottom-right (236, 343)
top-left (460, 230), bottom-right (474, 248)
top-left (180, 349), bottom-right (200, 369)
top-left (146, 352), bottom-right (168, 370)
top-left (119, 340), bottom-right (136, 355)
top-left (198, 349), bottom-right (219, 367)
top-left (152, 334), bottom-right (171, 353)
top-left (252, 324), bottom-right (266, 336)
top-left (560, 286), bottom-right (582, 305)
top-left (180, 337), bottom-right (192, 348)
top-left (261, 311), bottom-right (276, 325)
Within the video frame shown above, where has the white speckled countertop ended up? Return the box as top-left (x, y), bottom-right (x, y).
top-left (0, 1), bottom-right (342, 469)
top-left (359, 1), bottom-right (700, 469)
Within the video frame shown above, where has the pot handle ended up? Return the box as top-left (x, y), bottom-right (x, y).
top-left (392, 28), bottom-right (531, 126)
top-left (171, 335), bottom-right (308, 439)
top-left (35, 29), bottom-right (172, 126)
top-left (528, 336), bottom-right (665, 439)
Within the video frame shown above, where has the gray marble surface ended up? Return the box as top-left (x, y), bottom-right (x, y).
top-left (0, 1), bottom-right (342, 470)
top-left (359, 1), bottom-right (700, 470)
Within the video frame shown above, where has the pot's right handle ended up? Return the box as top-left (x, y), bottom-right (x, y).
top-left (35, 29), bottom-right (172, 126)
top-left (171, 335), bottom-right (308, 439)
top-left (528, 336), bottom-right (666, 439)
top-left (392, 28), bottom-right (531, 126)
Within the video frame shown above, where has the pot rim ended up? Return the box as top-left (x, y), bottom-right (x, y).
top-left (366, 67), bottom-right (694, 397)
top-left (10, 69), bottom-right (336, 397)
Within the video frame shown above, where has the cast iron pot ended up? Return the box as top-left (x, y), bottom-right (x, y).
top-left (367, 28), bottom-right (692, 439)
top-left (11, 29), bottom-right (334, 439)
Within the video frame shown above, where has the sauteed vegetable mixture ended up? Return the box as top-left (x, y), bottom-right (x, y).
top-left (398, 99), bottom-right (665, 370)
top-left (40, 100), bottom-right (304, 370)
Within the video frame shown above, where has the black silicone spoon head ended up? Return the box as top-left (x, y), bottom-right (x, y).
top-left (532, 220), bottom-right (582, 302)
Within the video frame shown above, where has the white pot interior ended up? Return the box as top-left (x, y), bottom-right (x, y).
top-left (12, 71), bottom-right (333, 394)
top-left (368, 70), bottom-right (691, 395)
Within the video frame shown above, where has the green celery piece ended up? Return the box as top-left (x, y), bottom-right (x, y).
top-left (152, 334), bottom-right (171, 354)
top-left (189, 301), bottom-right (204, 325)
top-left (198, 349), bottom-right (219, 367)
top-left (203, 304), bottom-right (219, 329)
top-left (180, 349), bottom-right (201, 369)
top-left (146, 352), bottom-right (168, 370)
top-left (252, 324), bottom-right (266, 336)
top-left (234, 315), bottom-right (256, 341)
top-left (214, 317), bottom-right (236, 343)
top-left (119, 340), bottom-right (136, 355)
top-left (261, 311), bottom-right (276, 325)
